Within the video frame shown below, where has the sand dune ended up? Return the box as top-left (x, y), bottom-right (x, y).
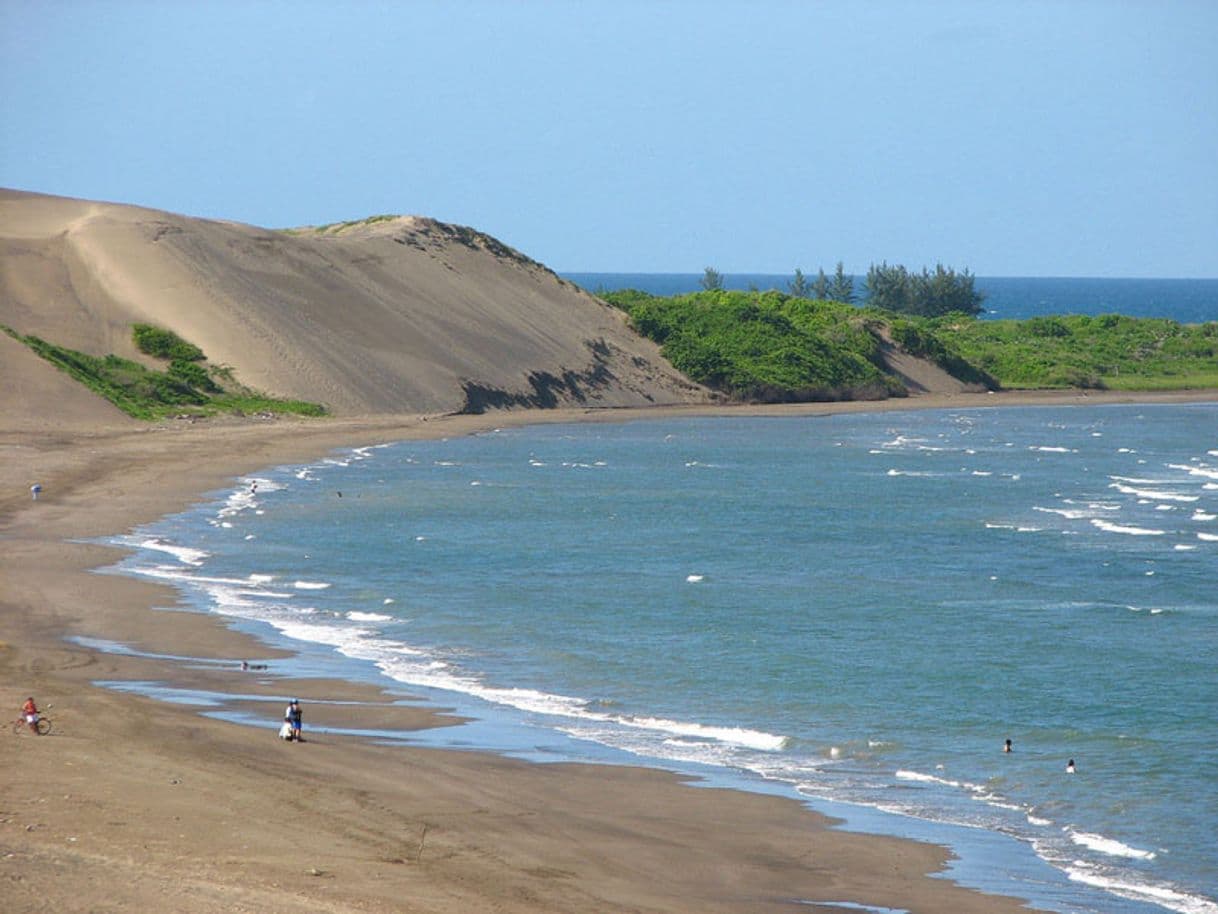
top-left (1, 188), bottom-right (708, 423)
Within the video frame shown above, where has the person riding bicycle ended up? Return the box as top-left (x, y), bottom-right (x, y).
top-left (22, 697), bottom-right (40, 734)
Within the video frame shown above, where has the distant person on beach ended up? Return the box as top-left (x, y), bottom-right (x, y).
top-left (31, 483), bottom-right (42, 500)
top-left (22, 697), bottom-right (40, 733)
top-left (285, 698), bottom-right (303, 741)
top-left (1004, 738), bottom-right (1012, 753)
top-left (1066, 759), bottom-right (1076, 773)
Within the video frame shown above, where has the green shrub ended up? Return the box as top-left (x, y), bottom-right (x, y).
top-left (133, 324), bottom-right (205, 361)
top-left (8, 326), bottom-right (325, 419)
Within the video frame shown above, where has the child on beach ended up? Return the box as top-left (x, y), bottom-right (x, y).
top-left (22, 697), bottom-right (40, 733)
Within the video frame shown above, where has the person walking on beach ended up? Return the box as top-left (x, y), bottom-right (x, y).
top-left (285, 698), bottom-right (303, 742)
top-left (21, 697), bottom-right (41, 734)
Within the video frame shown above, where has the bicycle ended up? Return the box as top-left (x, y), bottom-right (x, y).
top-left (12, 715), bottom-right (51, 736)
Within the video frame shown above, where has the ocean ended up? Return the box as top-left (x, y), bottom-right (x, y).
top-left (561, 273), bottom-right (1218, 323)
top-left (107, 403), bottom-right (1218, 914)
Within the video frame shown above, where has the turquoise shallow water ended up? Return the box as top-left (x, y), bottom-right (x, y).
top-left (112, 404), bottom-right (1218, 914)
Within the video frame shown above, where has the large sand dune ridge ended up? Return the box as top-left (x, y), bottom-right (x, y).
top-left (1, 188), bottom-right (708, 424)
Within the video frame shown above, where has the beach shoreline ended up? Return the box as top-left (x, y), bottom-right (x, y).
top-left (4, 388), bottom-right (1214, 913)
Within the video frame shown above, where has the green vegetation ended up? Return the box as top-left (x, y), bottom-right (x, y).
top-left (790, 264), bottom-right (854, 303)
top-left (864, 262), bottom-right (985, 316)
top-left (602, 288), bottom-right (1217, 402)
top-left (132, 323), bottom-right (205, 361)
top-left (290, 214), bottom-right (399, 235)
top-left (935, 313), bottom-right (1218, 390)
top-left (2, 324), bottom-right (327, 420)
top-left (700, 266), bottom-right (725, 291)
top-left (604, 289), bottom-right (906, 401)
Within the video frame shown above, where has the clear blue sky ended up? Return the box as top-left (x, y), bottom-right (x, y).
top-left (3, 1), bottom-right (1215, 277)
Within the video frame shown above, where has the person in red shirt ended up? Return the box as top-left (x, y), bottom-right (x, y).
top-left (21, 697), bottom-right (40, 734)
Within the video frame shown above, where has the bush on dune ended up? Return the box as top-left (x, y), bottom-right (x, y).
top-left (2, 323), bottom-right (327, 419)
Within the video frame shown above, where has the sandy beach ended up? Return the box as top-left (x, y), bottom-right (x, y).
top-left (3, 186), bottom-right (1213, 912)
top-left (3, 390), bottom-right (1214, 914)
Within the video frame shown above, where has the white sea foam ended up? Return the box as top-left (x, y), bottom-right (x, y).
top-left (1192, 510), bottom-right (1217, 521)
top-left (293, 580), bottom-right (332, 590)
top-left (1168, 462), bottom-right (1218, 480)
top-left (1034, 506), bottom-right (1094, 519)
top-left (1197, 532), bottom-right (1218, 542)
top-left (895, 770), bottom-right (986, 793)
top-left (241, 608), bottom-right (794, 756)
top-left (685, 574), bottom-right (704, 583)
top-left (1091, 519), bottom-right (1166, 536)
top-left (1030, 445), bottom-right (1076, 453)
top-left (346, 611), bottom-right (392, 622)
top-left (1066, 863), bottom-right (1218, 914)
top-left (1027, 814), bottom-right (1052, 827)
top-left (881, 435), bottom-right (929, 449)
top-left (129, 537), bottom-right (209, 567)
top-left (1069, 830), bottom-right (1157, 860)
top-left (1109, 482), bottom-right (1199, 503)
top-left (1174, 544), bottom-right (1198, 551)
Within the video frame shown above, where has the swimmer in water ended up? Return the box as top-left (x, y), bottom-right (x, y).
top-left (1004, 738), bottom-right (1012, 753)
top-left (1066, 759), bottom-right (1076, 774)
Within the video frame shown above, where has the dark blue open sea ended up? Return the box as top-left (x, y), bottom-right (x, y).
top-left (562, 273), bottom-right (1218, 323)
top-left (108, 403), bottom-right (1218, 914)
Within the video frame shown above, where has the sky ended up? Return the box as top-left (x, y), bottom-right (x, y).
top-left (2, 1), bottom-right (1216, 278)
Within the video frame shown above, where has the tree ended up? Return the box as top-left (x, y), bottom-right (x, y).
top-left (700, 266), bottom-right (724, 291)
top-left (864, 262), bottom-right (911, 312)
top-left (864, 262), bottom-right (984, 316)
top-left (826, 261), bottom-right (855, 304)
top-left (812, 268), bottom-right (829, 300)
top-left (788, 268), bottom-right (811, 298)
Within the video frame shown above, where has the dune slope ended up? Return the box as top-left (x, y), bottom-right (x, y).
top-left (0, 189), bottom-right (709, 421)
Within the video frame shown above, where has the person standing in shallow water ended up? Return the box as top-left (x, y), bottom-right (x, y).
top-left (285, 698), bottom-right (303, 742)
top-left (1004, 738), bottom-right (1012, 753)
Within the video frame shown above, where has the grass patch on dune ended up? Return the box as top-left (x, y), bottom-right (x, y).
top-left (602, 289), bottom-right (979, 401)
top-left (3, 324), bottom-right (327, 420)
top-left (938, 314), bottom-right (1218, 390)
top-left (281, 214), bottom-right (400, 235)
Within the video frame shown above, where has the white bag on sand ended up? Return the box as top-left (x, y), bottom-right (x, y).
top-left (279, 721), bottom-right (294, 740)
